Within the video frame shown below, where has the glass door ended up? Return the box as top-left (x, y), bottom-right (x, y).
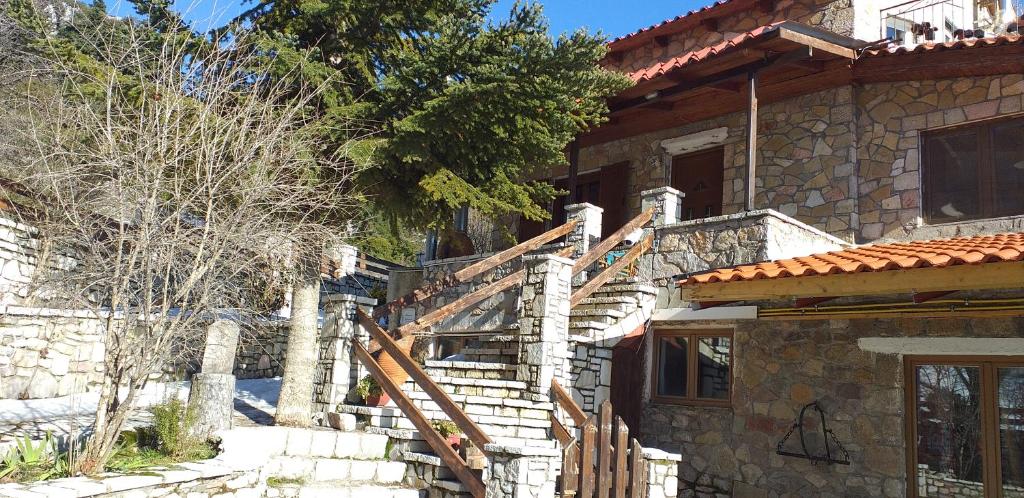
top-left (907, 357), bottom-right (1024, 498)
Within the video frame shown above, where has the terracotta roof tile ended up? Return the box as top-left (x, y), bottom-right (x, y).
top-left (859, 33), bottom-right (1023, 57)
top-left (628, 22), bottom-right (784, 82)
top-left (609, 0), bottom-right (738, 45)
top-left (678, 232), bottom-right (1024, 286)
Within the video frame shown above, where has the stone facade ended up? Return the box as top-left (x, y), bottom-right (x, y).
top-left (233, 322), bottom-right (289, 379)
top-left (410, 253), bottom-right (523, 333)
top-left (855, 74), bottom-right (1024, 241)
top-left (578, 86), bottom-right (861, 242)
top-left (516, 254), bottom-right (574, 397)
top-left (640, 316), bottom-right (1024, 497)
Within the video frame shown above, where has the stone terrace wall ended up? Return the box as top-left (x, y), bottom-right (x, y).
top-left (578, 86), bottom-right (859, 242)
top-left (0, 216), bottom-right (75, 307)
top-left (1, 308), bottom-right (290, 399)
top-left (0, 307), bottom-right (105, 398)
top-left (607, 0), bottom-right (855, 76)
top-left (640, 316), bottom-right (1024, 497)
top-left (855, 74), bottom-right (1024, 241)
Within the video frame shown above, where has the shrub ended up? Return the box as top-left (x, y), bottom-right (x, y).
top-left (143, 398), bottom-right (216, 461)
top-left (0, 433), bottom-right (69, 483)
top-left (355, 375), bottom-right (383, 400)
top-left (431, 420), bottom-right (460, 438)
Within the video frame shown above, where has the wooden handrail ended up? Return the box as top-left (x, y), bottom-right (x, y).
top-left (356, 309), bottom-right (494, 454)
top-left (552, 379), bottom-right (588, 426)
top-left (372, 219), bottom-right (578, 320)
top-left (572, 208), bottom-right (653, 275)
top-left (570, 233), bottom-right (653, 307)
top-left (398, 246), bottom-right (573, 337)
top-left (352, 340), bottom-right (485, 498)
top-left (551, 412), bottom-right (574, 447)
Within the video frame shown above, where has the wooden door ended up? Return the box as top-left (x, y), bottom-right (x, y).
top-left (610, 325), bottom-right (648, 437)
top-left (671, 147), bottom-right (724, 221)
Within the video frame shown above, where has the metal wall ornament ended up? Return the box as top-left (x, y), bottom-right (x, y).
top-left (776, 401), bottom-right (851, 465)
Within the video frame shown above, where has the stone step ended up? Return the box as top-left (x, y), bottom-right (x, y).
top-left (266, 455), bottom-right (407, 484)
top-left (570, 308), bottom-right (626, 324)
top-left (423, 360), bottom-right (517, 381)
top-left (403, 451), bottom-right (456, 480)
top-left (218, 426), bottom-right (389, 461)
top-left (577, 296), bottom-right (640, 306)
top-left (268, 481), bottom-right (421, 498)
top-left (568, 320), bottom-right (610, 332)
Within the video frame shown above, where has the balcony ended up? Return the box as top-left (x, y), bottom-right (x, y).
top-left (880, 0), bottom-right (1022, 48)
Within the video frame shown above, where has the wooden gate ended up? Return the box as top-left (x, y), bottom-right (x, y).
top-left (552, 386), bottom-right (649, 498)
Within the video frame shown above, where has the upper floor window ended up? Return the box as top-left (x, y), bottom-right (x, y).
top-left (923, 116), bottom-right (1024, 224)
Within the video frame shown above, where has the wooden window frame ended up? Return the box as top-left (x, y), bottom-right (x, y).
top-left (922, 115), bottom-right (1024, 224)
top-left (650, 329), bottom-right (733, 407)
top-left (903, 355), bottom-right (1024, 498)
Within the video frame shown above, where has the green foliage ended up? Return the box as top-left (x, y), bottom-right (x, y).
top-left (239, 0), bottom-right (632, 231)
top-left (267, 476), bottom-right (306, 487)
top-left (355, 375), bottom-right (383, 400)
top-left (431, 419), bottom-right (460, 438)
top-left (143, 399), bottom-right (216, 462)
top-left (0, 433), bottom-right (69, 483)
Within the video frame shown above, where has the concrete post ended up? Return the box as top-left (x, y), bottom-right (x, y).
top-left (516, 254), bottom-right (573, 398)
top-left (484, 443), bottom-right (561, 498)
top-left (641, 187), bottom-right (684, 227)
top-left (314, 294), bottom-right (376, 413)
top-left (190, 319), bottom-right (240, 437)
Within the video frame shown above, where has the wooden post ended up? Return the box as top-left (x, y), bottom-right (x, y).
top-left (597, 401), bottom-right (614, 498)
top-left (568, 140), bottom-right (580, 208)
top-left (612, 416), bottom-right (629, 498)
top-left (745, 70), bottom-right (758, 212)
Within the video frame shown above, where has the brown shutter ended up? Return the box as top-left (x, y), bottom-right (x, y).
top-left (598, 161), bottom-right (630, 238)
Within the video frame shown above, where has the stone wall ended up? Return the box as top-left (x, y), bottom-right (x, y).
top-left (578, 86), bottom-right (860, 242)
top-left (410, 253), bottom-right (522, 333)
top-left (0, 307), bottom-right (105, 399)
top-left (639, 316), bottom-right (1024, 497)
top-left (0, 216), bottom-right (75, 307)
top-left (2, 308), bottom-right (291, 399)
top-left (916, 465), bottom-right (1024, 498)
top-left (606, 0), bottom-right (855, 76)
top-left (855, 74), bottom-right (1024, 241)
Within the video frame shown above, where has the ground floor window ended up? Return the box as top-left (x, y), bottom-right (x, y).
top-left (651, 329), bottom-right (732, 406)
top-left (906, 356), bottom-right (1024, 497)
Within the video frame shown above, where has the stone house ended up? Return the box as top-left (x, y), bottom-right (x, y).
top-left (395, 0), bottom-right (1024, 496)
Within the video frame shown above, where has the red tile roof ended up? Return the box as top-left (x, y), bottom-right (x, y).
top-left (678, 232), bottom-right (1024, 286)
top-left (628, 22), bottom-right (784, 83)
top-left (860, 33), bottom-right (1023, 57)
top-left (610, 0), bottom-right (738, 45)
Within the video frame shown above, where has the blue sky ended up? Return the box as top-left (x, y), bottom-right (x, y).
top-left (100, 0), bottom-right (708, 40)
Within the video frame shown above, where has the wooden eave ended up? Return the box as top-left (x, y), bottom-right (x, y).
top-left (677, 261), bottom-right (1024, 302)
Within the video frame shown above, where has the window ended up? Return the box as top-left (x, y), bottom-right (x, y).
top-left (652, 329), bottom-right (732, 405)
top-left (905, 356), bottom-right (1024, 497)
top-left (923, 116), bottom-right (1024, 223)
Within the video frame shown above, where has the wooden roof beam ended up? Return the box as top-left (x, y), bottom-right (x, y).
top-left (912, 290), bottom-right (958, 303)
top-left (793, 296), bottom-right (836, 308)
top-left (679, 262), bottom-right (1024, 302)
top-left (655, 35), bottom-right (671, 47)
top-left (701, 18), bottom-right (719, 31)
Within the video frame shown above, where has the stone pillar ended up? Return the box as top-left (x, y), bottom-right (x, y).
top-left (565, 203), bottom-right (602, 285)
top-left (314, 294), bottom-right (376, 413)
top-left (642, 448), bottom-right (682, 498)
top-left (189, 319), bottom-right (240, 437)
top-left (641, 187), bottom-right (684, 227)
top-left (484, 444), bottom-right (561, 498)
top-left (516, 254), bottom-right (573, 398)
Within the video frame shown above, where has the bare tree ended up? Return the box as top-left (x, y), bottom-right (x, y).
top-left (0, 19), bottom-right (364, 473)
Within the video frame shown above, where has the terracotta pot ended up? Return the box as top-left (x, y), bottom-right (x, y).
top-left (364, 392), bottom-right (391, 407)
top-left (447, 433), bottom-right (462, 451)
top-left (377, 335), bottom-right (415, 386)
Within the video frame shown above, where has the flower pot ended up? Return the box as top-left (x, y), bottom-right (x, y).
top-left (364, 392), bottom-right (391, 407)
top-left (447, 433), bottom-right (462, 451)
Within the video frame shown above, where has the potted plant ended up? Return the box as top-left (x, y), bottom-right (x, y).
top-left (432, 420), bottom-right (462, 450)
top-left (356, 375), bottom-right (389, 407)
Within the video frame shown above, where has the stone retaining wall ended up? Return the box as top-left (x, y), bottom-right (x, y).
top-left (1, 307), bottom-right (290, 399)
top-left (640, 316), bottom-right (1024, 497)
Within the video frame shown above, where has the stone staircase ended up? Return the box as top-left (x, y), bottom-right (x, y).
top-left (569, 278), bottom-right (658, 341)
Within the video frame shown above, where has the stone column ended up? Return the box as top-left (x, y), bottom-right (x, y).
top-left (642, 448), bottom-right (682, 498)
top-left (516, 254), bottom-right (573, 398)
top-left (189, 319), bottom-right (240, 437)
top-left (565, 203), bottom-right (602, 285)
top-left (484, 444), bottom-right (561, 498)
top-left (314, 294), bottom-right (376, 414)
top-left (641, 187), bottom-right (684, 227)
